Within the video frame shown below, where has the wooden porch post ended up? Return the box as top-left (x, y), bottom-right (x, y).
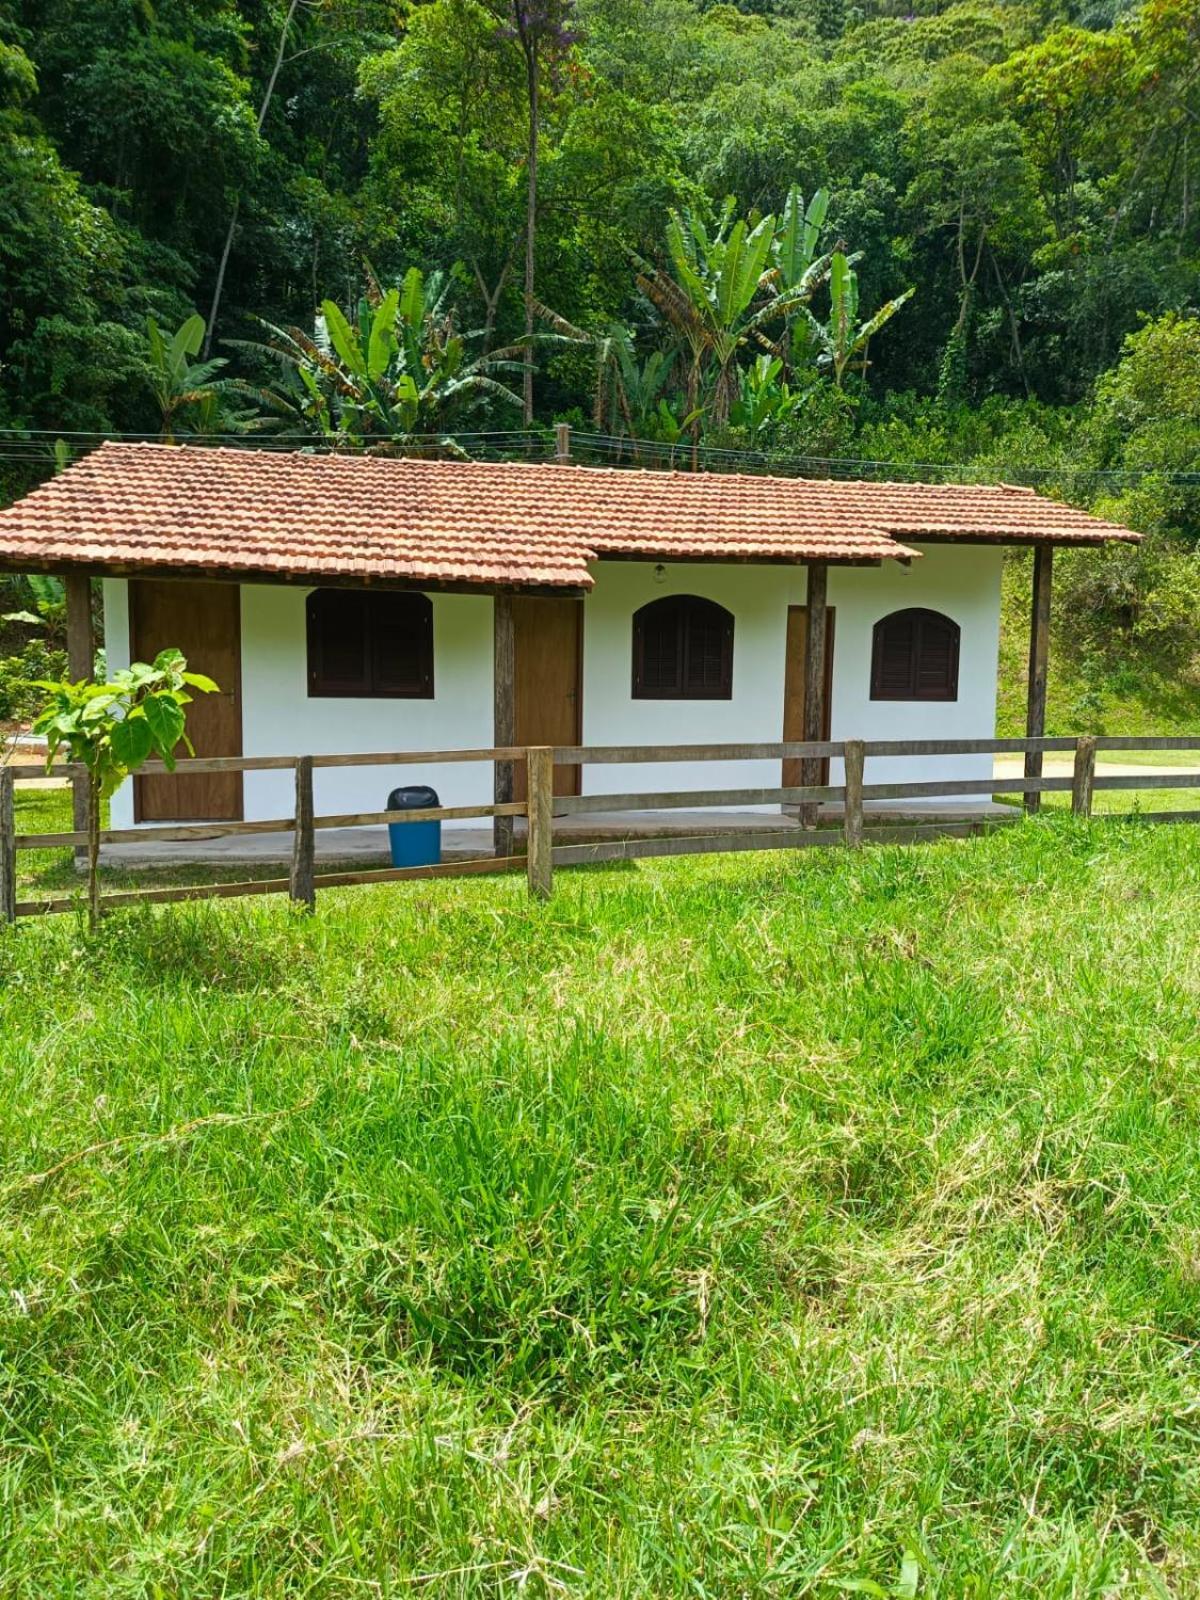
top-left (800, 560), bottom-right (828, 827)
top-left (494, 593), bottom-right (516, 857)
top-left (1024, 544), bottom-right (1053, 814)
top-left (65, 573), bottom-right (93, 855)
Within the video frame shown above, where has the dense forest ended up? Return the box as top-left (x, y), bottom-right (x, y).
top-left (1, 0), bottom-right (1198, 723)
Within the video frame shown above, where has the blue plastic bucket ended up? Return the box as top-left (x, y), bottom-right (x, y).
top-left (386, 786), bottom-right (442, 868)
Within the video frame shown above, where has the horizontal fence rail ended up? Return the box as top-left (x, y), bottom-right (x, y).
top-left (12, 733), bottom-right (1200, 783)
top-left (3, 733), bottom-right (1199, 922)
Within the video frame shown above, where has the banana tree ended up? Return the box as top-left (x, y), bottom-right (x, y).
top-left (727, 355), bottom-right (805, 444)
top-left (764, 187), bottom-right (831, 375)
top-left (145, 314), bottom-right (238, 440)
top-left (233, 268), bottom-right (527, 445)
top-left (803, 253), bottom-right (915, 388)
top-left (768, 187), bottom-right (830, 290)
top-left (592, 326), bottom-right (677, 438)
top-left (636, 187), bottom-right (834, 431)
top-left (648, 398), bottom-right (708, 464)
top-left (2, 573), bottom-right (65, 634)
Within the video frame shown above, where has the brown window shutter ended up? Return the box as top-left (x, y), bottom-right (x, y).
top-left (633, 596), bottom-right (734, 700)
top-left (372, 593), bottom-right (435, 697)
top-left (308, 590), bottom-right (370, 696)
top-left (636, 597), bottom-right (686, 695)
top-left (870, 608), bottom-right (960, 702)
top-left (308, 588), bottom-right (435, 699)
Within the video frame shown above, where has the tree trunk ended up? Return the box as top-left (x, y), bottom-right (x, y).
top-left (522, 43), bottom-right (539, 426)
top-left (204, 0), bottom-right (302, 357)
top-left (472, 257), bottom-right (512, 355)
top-left (204, 199), bottom-right (241, 362)
top-left (989, 244), bottom-right (1031, 399)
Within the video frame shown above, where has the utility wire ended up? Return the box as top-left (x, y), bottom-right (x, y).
top-left (0, 426), bottom-right (1195, 487)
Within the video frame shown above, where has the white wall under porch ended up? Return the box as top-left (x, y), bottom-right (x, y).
top-left (579, 546), bottom-right (1005, 806)
top-left (236, 586), bottom-right (494, 822)
top-left (103, 543), bottom-right (1004, 828)
top-left (104, 580), bottom-right (497, 826)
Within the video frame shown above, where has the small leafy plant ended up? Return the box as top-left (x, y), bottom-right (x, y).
top-left (32, 649), bottom-right (217, 929)
top-left (2, 573), bottom-right (66, 634)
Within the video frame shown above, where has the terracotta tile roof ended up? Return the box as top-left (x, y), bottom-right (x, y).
top-left (0, 442), bottom-right (1137, 591)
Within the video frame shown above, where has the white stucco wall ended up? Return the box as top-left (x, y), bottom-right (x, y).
top-left (580, 547), bottom-right (1004, 805)
top-left (236, 586), bottom-right (494, 821)
top-left (580, 562), bottom-right (790, 802)
top-left (104, 579), bottom-right (496, 826)
top-left (832, 546), bottom-right (1005, 797)
top-left (104, 543), bottom-right (1004, 827)
top-left (103, 578), bottom-right (132, 825)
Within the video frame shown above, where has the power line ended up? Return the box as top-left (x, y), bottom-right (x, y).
top-left (0, 428), bottom-right (552, 446)
top-left (569, 432), bottom-right (1200, 487)
top-left (0, 426), bottom-right (1195, 488)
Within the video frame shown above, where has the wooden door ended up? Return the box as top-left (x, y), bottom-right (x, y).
top-left (782, 605), bottom-right (836, 786)
top-left (130, 580), bottom-right (243, 821)
top-left (512, 596), bottom-right (582, 800)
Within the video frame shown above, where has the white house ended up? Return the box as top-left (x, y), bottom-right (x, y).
top-left (0, 442), bottom-right (1137, 833)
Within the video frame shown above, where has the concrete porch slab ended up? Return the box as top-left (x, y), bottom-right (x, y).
top-left (96, 802), bottom-right (1011, 869)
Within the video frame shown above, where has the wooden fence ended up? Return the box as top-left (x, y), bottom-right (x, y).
top-left (3, 734), bottom-right (1199, 922)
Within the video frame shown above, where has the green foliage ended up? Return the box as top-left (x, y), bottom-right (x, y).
top-left (635, 186), bottom-right (842, 427)
top-left (1088, 314), bottom-right (1200, 484)
top-left (727, 352), bottom-right (804, 439)
top-left (1, 0), bottom-right (1196, 437)
top-left (31, 648), bottom-right (217, 927)
top-left (237, 268), bottom-right (528, 443)
top-left (591, 325), bottom-right (679, 436)
top-left (0, 637), bottom-right (66, 721)
top-left (1, 572), bottom-right (64, 633)
top-left (803, 249), bottom-right (915, 387)
top-left (143, 312), bottom-right (244, 440)
top-left (34, 649), bottom-right (215, 796)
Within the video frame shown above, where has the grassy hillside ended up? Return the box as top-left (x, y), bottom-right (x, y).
top-left (3, 820), bottom-right (1200, 1595)
top-left (996, 557), bottom-right (1200, 740)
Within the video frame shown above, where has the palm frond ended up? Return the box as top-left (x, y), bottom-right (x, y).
top-left (531, 299), bottom-right (592, 342)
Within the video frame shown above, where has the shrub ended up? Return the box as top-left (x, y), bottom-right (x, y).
top-left (0, 641), bottom-right (67, 722)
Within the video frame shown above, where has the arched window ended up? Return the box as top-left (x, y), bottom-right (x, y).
top-left (632, 595), bottom-right (734, 700)
top-left (870, 608), bottom-right (960, 701)
top-left (307, 588), bottom-right (434, 698)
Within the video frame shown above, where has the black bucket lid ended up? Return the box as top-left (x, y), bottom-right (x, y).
top-left (386, 785), bottom-right (440, 810)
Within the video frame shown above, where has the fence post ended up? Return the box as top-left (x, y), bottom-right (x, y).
top-left (1072, 735), bottom-right (1096, 818)
top-left (526, 745), bottom-right (554, 900)
top-left (555, 422), bottom-right (572, 464)
top-left (0, 767), bottom-right (16, 924)
top-left (290, 755), bottom-right (316, 912)
top-left (843, 739), bottom-right (865, 848)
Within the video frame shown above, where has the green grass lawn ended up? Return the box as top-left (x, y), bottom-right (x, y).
top-left (998, 785), bottom-right (1200, 815)
top-left (12, 787), bottom-right (371, 898)
top-left (4, 813), bottom-right (1200, 1596)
